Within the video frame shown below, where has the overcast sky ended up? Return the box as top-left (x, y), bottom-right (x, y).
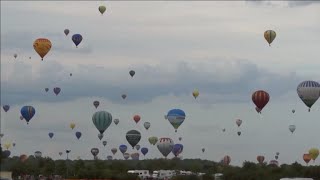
top-left (1, 1), bottom-right (320, 166)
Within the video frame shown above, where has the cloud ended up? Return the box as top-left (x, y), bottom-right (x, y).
top-left (1, 57), bottom-right (305, 106)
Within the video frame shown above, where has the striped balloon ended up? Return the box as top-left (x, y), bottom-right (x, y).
top-left (252, 90), bottom-right (270, 112)
top-left (157, 137), bottom-right (174, 158)
top-left (126, 130), bottom-right (141, 148)
top-left (92, 111), bottom-right (112, 134)
top-left (297, 81), bottom-right (320, 112)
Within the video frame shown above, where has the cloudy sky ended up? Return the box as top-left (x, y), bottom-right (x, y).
top-left (1, 1), bottom-right (320, 166)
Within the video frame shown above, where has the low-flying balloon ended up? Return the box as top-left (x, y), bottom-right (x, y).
top-left (157, 138), bottom-right (174, 158)
top-left (119, 145), bottom-right (127, 154)
top-left (111, 148), bottom-right (117, 155)
top-left (59, 152), bottom-right (63, 156)
top-left (223, 155), bottom-right (231, 165)
top-left (303, 154), bottom-right (311, 165)
top-left (126, 130), bottom-right (141, 149)
top-left (34, 151), bottom-right (42, 158)
top-left (202, 148), bottom-right (205, 153)
top-left (148, 136), bottom-right (158, 145)
top-left (309, 148), bottom-right (319, 162)
top-left (14, 53), bottom-right (17, 59)
top-left (123, 153), bottom-right (130, 160)
top-left (141, 147), bottom-right (149, 156)
top-left (257, 155), bottom-right (265, 164)
top-left (172, 144), bottom-right (183, 157)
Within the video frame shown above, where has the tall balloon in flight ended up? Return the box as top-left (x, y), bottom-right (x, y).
top-left (297, 81), bottom-right (320, 112)
top-left (264, 30), bottom-right (276, 46)
top-left (33, 38), bottom-right (52, 60)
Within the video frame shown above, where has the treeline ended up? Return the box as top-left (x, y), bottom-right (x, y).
top-left (1, 154), bottom-right (320, 179)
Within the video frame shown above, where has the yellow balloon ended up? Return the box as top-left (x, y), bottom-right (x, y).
top-left (264, 30), bottom-right (276, 46)
top-left (4, 143), bottom-right (11, 150)
top-left (70, 123), bottom-right (76, 130)
top-left (192, 89), bottom-right (199, 99)
top-left (33, 38), bottom-right (52, 60)
top-left (309, 148), bottom-right (319, 161)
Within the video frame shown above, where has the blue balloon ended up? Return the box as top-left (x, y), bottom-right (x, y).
top-left (119, 144), bottom-right (127, 154)
top-left (167, 109), bottom-right (186, 117)
top-left (141, 147), bottom-right (149, 156)
top-left (75, 131), bottom-right (82, 139)
top-left (172, 144), bottom-right (183, 157)
top-left (20, 106), bottom-right (35, 124)
top-left (72, 34), bottom-right (83, 47)
top-left (2, 150), bottom-right (11, 158)
top-left (48, 132), bottom-right (54, 139)
top-left (3, 105), bottom-right (10, 112)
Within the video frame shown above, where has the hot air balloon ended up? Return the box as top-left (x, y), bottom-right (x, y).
top-left (236, 119), bottom-right (242, 127)
top-left (178, 137), bottom-right (182, 141)
top-left (4, 143), bottom-right (11, 150)
top-left (309, 148), bottom-right (319, 162)
top-left (107, 155), bottom-right (113, 160)
top-left (98, 5), bottom-right (106, 15)
top-left (3, 105), bottom-right (10, 112)
top-left (91, 148), bottom-right (99, 157)
top-left (33, 38), bottom-right (52, 60)
top-left (202, 148), bottom-right (205, 153)
top-left (126, 130), bottom-right (141, 149)
top-left (129, 70), bottom-right (135, 77)
top-left (20, 116), bottom-right (24, 120)
top-left (119, 145), bottom-right (127, 154)
top-left (102, 141), bottom-right (107, 146)
top-left (264, 30), bottom-right (276, 46)
top-left (275, 155), bottom-right (279, 160)
top-left (2, 150), bottom-right (11, 158)
top-left (20, 106), bottom-right (35, 124)
top-left (157, 138), bottom-right (174, 158)
top-left (131, 153), bottom-right (140, 160)
top-left (64, 29), bottom-right (70, 36)
top-left (48, 132), bottom-right (54, 139)
top-left (269, 160), bottom-right (279, 166)
top-left (98, 133), bottom-right (103, 140)
top-left (12, 143), bottom-right (16, 147)
top-left (72, 34), bottom-right (83, 48)
top-left (222, 128), bottom-right (226, 132)
top-left (45, 88), bottom-right (49, 92)
top-left (292, 109), bottom-right (295, 113)
top-left (148, 136), bottom-right (158, 145)
top-left (0, 133), bottom-right (4, 138)
top-left (14, 53), bottom-right (17, 59)
top-left (172, 144), bottom-right (183, 157)
top-left (289, 125), bottom-right (296, 134)
top-left (92, 111), bottom-right (112, 134)
top-left (141, 147), bottom-right (149, 156)
top-left (121, 94), bottom-right (127, 99)
top-left (93, 101), bottom-right (100, 108)
top-left (70, 73), bottom-right (72, 76)
top-left (135, 144), bottom-right (141, 151)
top-left (75, 131), bottom-right (82, 139)
top-left (53, 87), bottom-right (61, 96)
top-left (133, 115), bottom-right (141, 123)
top-left (123, 153), bottom-right (130, 160)
top-left (276, 152), bottom-right (280, 156)
top-left (144, 122), bottom-right (151, 130)
top-left (70, 123), bottom-right (75, 130)
top-left (192, 89), bottom-right (199, 99)
top-left (111, 148), bottom-right (118, 155)
top-left (20, 154), bottom-right (28, 162)
top-left (34, 151), bottom-right (42, 158)
top-left (303, 154), bottom-right (312, 165)
top-left (114, 118), bottom-right (119, 125)
top-left (252, 90), bottom-right (270, 113)
top-left (257, 155), bottom-right (265, 164)
top-left (222, 155), bottom-right (231, 165)
top-left (297, 81), bottom-right (320, 112)
top-left (166, 109), bottom-right (186, 132)
top-left (237, 131), bottom-right (241, 136)
top-left (59, 152), bottom-right (63, 156)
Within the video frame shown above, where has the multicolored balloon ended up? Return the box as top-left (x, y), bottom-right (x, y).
top-left (20, 106), bottom-right (36, 124)
top-left (166, 109), bottom-right (186, 132)
top-left (92, 111), bottom-right (112, 134)
top-left (157, 138), bottom-right (174, 158)
top-left (252, 90), bottom-right (270, 113)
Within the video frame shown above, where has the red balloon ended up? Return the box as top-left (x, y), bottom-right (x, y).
top-left (257, 155), bottom-right (265, 164)
top-left (133, 115), bottom-right (141, 123)
top-left (303, 154), bottom-right (311, 165)
top-left (252, 90), bottom-right (270, 112)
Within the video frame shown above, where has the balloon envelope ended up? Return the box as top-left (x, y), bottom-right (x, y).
top-left (99, 6), bottom-right (106, 15)
top-left (119, 145), bottom-right (128, 154)
top-left (3, 105), bottom-right (10, 112)
top-left (92, 111), bottom-right (112, 134)
top-left (126, 130), bottom-right (141, 148)
top-left (297, 81), bottom-right (320, 111)
top-left (264, 30), bottom-right (276, 46)
top-left (33, 38), bottom-right (52, 60)
top-left (166, 109), bottom-right (186, 132)
top-left (252, 90), bottom-right (270, 112)
top-left (157, 137), bottom-right (174, 158)
top-left (20, 106), bottom-right (36, 123)
top-left (72, 34), bottom-right (83, 47)
top-left (53, 87), bottom-right (61, 95)
top-left (64, 29), bottom-right (70, 36)
top-left (75, 131), bottom-right (82, 139)
top-left (141, 147), bottom-right (149, 156)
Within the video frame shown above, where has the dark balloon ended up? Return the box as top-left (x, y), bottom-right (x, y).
top-left (3, 105), bottom-right (10, 112)
top-left (20, 106), bottom-right (36, 124)
top-left (121, 94), bottom-right (127, 99)
top-left (237, 131), bottom-right (241, 136)
top-left (126, 130), bottom-right (141, 149)
top-left (141, 147), bottom-right (149, 156)
top-left (2, 150), bottom-right (11, 158)
top-left (70, 73), bottom-right (72, 76)
top-left (129, 70), bottom-right (135, 77)
top-left (53, 87), bottom-right (61, 95)
top-left (72, 34), bottom-right (83, 48)
top-left (45, 88), bottom-right (49, 92)
top-left (75, 131), bottom-right (82, 139)
top-left (48, 132), bottom-right (54, 139)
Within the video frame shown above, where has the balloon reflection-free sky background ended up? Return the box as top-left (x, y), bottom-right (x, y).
top-left (1, 1), bottom-right (320, 166)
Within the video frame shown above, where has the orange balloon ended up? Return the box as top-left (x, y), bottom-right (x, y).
top-left (20, 154), bottom-right (28, 162)
top-left (303, 153), bottom-right (311, 165)
top-left (33, 38), bottom-right (52, 60)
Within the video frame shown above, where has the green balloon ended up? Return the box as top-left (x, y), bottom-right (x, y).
top-left (99, 6), bottom-right (106, 15)
top-left (92, 111), bottom-right (112, 134)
